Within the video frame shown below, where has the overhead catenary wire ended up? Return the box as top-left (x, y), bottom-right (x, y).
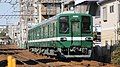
top-left (0, 0), bottom-right (12, 3)
top-left (0, 15), bottom-right (38, 16)
top-left (0, 0), bottom-right (38, 19)
top-left (7, 0), bottom-right (12, 3)
top-left (4, 0), bottom-right (7, 2)
top-left (0, 0), bottom-right (17, 3)
top-left (0, 0), bottom-right (19, 19)
top-left (0, 0), bottom-right (39, 26)
top-left (0, 5), bottom-right (15, 20)
top-left (0, 0), bottom-right (20, 25)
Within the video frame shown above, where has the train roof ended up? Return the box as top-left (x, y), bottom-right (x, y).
top-left (58, 11), bottom-right (91, 16)
top-left (28, 15), bottom-right (58, 30)
top-left (28, 11), bottom-right (91, 31)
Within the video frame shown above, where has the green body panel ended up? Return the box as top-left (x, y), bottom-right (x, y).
top-left (56, 41), bottom-right (71, 48)
top-left (71, 41), bottom-right (81, 46)
top-left (81, 41), bottom-right (93, 48)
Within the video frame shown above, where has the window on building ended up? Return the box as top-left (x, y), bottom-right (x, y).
top-left (27, 18), bottom-right (30, 21)
top-left (103, 7), bottom-right (107, 22)
top-left (110, 5), bottom-right (114, 13)
top-left (30, 4), bottom-right (33, 6)
top-left (15, 33), bottom-right (17, 36)
top-left (118, 4), bottom-right (120, 22)
top-left (31, 18), bottom-right (33, 21)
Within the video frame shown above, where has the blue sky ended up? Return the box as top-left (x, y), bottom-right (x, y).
top-left (0, 0), bottom-right (19, 25)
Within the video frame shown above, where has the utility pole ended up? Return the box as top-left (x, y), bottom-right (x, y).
top-left (6, 18), bottom-right (9, 35)
top-left (47, 0), bottom-right (50, 18)
top-left (38, 2), bottom-right (41, 23)
top-left (61, 0), bottom-right (64, 12)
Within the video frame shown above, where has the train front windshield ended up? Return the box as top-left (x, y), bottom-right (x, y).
top-left (82, 16), bottom-right (91, 33)
top-left (59, 16), bottom-right (69, 34)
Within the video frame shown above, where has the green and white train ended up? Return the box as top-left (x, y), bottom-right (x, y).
top-left (27, 11), bottom-right (93, 59)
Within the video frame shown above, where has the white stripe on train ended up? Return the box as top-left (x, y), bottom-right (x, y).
top-left (28, 37), bottom-right (93, 43)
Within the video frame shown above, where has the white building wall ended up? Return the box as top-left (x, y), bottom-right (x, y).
top-left (19, 0), bottom-right (40, 48)
top-left (8, 25), bottom-right (18, 44)
top-left (101, 1), bottom-right (119, 46)
top-left (8, 25), bottom-right (13, 40)
top-left (93, 17), bottom-right (101, 32)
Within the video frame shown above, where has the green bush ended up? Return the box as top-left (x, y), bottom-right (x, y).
top-left (112, 46), bottom-right (120, 64)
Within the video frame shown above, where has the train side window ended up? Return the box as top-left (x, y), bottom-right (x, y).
top-left (51, 24), bottom-right (53, 37)
top-left (31, 31), bottom-right (32, 40)
top-left (41, 27), bottom-right (43, 38)
top-left (59, 16), bottom-right (69, 34)
top-left (39, 27), bottom-right (41, 39)
top-left (33, 30), bottom-right (34, 39)
top-left (45, 25), bottom-right (48, 38)
top-left (49, 24), bottom-right (53, 37)
top-left (28, 31), bottom-right (30, 40)
top-left (37, 27), bottom-right (40, 39)
top-left (35, 29), bottom-right (36, 39)
top-left (32, 30), bottom-right (34, 40)
top-left (49, 25), bottom-right (51, 37)
top-left (43, 26), bottom-right (45, 38)
top-left (35, 30), bottom-right (36, 39)
top-left (53, 23), bottom-right (56, 36)
top-left (48, 25), bottom-right (49, 38)
top-left (34, 29), bottom-right (36, 39)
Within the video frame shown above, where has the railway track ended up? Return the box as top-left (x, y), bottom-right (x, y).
top-left (13, 53), bottom-right (43, 65)
top-left (0, 45), bottom-right (56, 67)
top-left (0, 45), bottom-right (119, 67)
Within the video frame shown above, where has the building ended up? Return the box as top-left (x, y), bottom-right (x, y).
top-left (19, 0), bottom-right (39, 48)
top-left (39, 0), bottom-right (62, 21)
top-left (0, 25), bottom-right (7, 34)
top-left (74, 0), bottom-right (99, 15)
top-left (19, 0), bottom-right (63, 48)
top-left (8, 24), bottom-right (18, 44)
top-left (20, 0), bottom-right (28, 48)
top-left (100, 0), bottom-right (120, 46)
top-left (0, 26), bottom-right (10, 45)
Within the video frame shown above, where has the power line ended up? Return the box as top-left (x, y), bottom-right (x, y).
top-left (0, 0), bottom-right (18, 4)
top-left (0, 1), bottom-right (19, 19)
top-left (4, 0), bottom-right (7, 2)
top-left (0, 15), bottom-right (38, 16)
top-left (0, 5), bottom-right (15, 19)
top-left (8, 0), bottom-right (12, 3)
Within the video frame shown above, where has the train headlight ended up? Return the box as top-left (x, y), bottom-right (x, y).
top-left (60, 37), bottom-right (67, 42)
top-left (85, 37), bottom-right (93, 40)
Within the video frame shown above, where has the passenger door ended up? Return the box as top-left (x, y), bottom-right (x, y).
top-left (71, 17), bottom-right (81, 46)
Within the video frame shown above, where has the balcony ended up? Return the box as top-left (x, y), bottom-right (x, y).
top-left (41, 0), bottom-right (61, 3)
top-left (47, 9), bottom-right (56, 15)
top-left (54, 0), bottom-right (61, 3)
top-left (41, 7), bottom-right (47, 15)
top-left (27, 7), bottom-right (34, 11)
